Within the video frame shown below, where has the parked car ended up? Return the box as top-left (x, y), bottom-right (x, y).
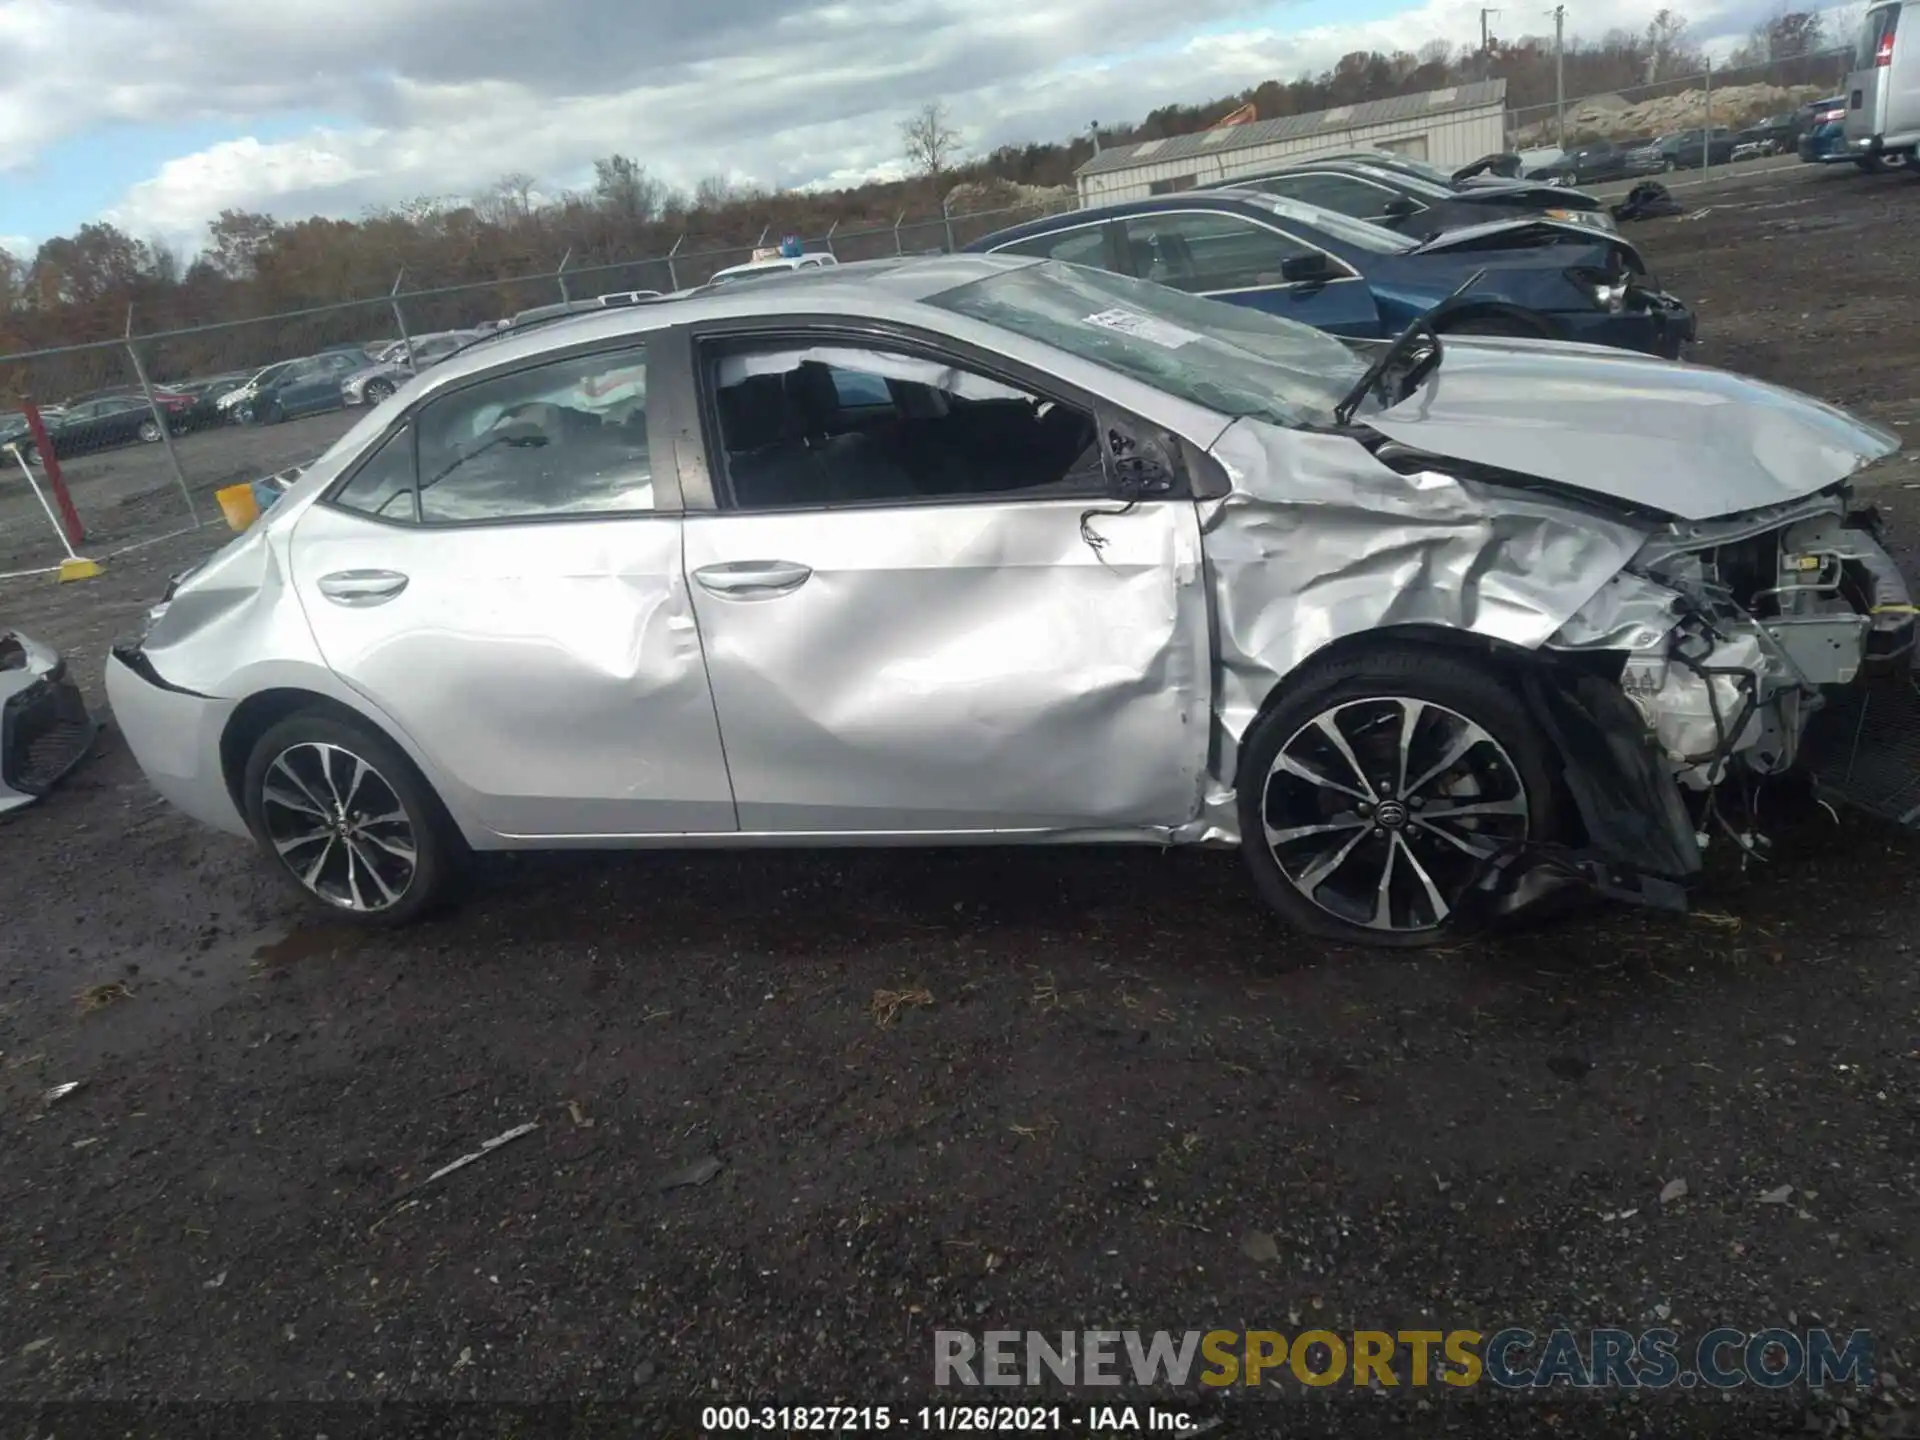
top-left (967, 191), bottom-right (1694, 358)
top-left (1843, 1), bottom-right (1918, 169)
top-left (1799, 96), bottom-right (1855, 163)
top-left (167, 372), bottom-right (254, 429)
top-left (217, 362), bottom-right (296, 422)
top-left (1204, 155), bottom-right (1620, 237)
top-left (237, 351), bottom-right (369, 425)
top-left (106, 254), bottom-right (1904, 946)
top-left (340, 330), bottom-right (489, 406)
top-left (706, 253), bottom-right (838, 286)
top-left (1, 393), bottom-right (189, 463)
top-left (1734, 110), bottom-right (1806, 158)
top-left (1634, 128), bottom-right (1739, 170)
top-left (1524, 139), bottom-right (1664, 187)
top-left (0, 628), bottom-right (96, 815)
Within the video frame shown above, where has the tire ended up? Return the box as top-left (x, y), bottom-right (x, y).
top-left (236, 405), bottom-right (258, 426)
top-left (1235, 646), bottom-right (1558, 948)
top-left (1439, 314), bottom-right (1543, 340)
top-left (363, 379), bottom-right (394, 405)
top-left (137, 418), bottom-right (161, 443)
top-left (241, 711), bottom-right (461, 926)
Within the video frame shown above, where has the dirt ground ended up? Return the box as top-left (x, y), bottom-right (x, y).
top-left (0, 408), bottom-right (361, 574)
top-left (5, 162), bottom-right (1920, 1438)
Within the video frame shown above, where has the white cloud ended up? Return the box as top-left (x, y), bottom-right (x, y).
top-left (10, 0), bottom-right (1820, 248)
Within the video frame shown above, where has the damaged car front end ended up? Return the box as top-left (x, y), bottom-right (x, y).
top-left (1188, 319), bottom-right (1909, 940)
top-left (0, 628), bottom-right (98, 815)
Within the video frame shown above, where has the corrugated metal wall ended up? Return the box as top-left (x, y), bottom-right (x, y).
top-left (1076, 107), bottom-right (1508, 205)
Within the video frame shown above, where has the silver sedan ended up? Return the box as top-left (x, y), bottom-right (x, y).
top-left (107, 255), bottom-right (1911, 945)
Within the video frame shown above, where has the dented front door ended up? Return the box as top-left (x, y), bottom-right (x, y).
top-left (681, 498), bottom-right (1211, 834)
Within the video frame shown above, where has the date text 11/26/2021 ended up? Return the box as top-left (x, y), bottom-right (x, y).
top-left (699, 1406), bottom-right (1207, 1432)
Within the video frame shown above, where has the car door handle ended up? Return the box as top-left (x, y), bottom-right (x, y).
top-left (317, 569), bottom-right (409, 606)
top-left (692, 560), bottom-right (812, 597)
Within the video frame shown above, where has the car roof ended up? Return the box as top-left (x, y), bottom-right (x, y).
top-left (410, 255), bottom-right (1040, 397)
top-left (973, 189), bottom-right (1364, 250)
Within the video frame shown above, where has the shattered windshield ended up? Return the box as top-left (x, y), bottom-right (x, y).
top-left (928, 261), bottom-right (1365, 428)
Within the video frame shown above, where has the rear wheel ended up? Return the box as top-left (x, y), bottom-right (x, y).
top-left (242, 711), bottom-right (461, 926)
top-left (1236, 647), bottom-right (1558, 947)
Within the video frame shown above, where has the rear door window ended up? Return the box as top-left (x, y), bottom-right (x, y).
top-left (1859, 3), bottom-right (1900, 66)
top-left (1250, 173), bottom-right (1407, 221)
top-left (1118, 211), bottom-right (1315, 294)
top-left (992, 223), bottom-right (1110, 266)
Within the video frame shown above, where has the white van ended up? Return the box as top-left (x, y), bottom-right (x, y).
top-left (1843, 1), bottom-right (1920, 168)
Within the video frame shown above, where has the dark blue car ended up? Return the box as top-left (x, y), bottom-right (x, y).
top-left (1798, 96), bottom-right (1855, 164)
top-left (966, 190), bottom-right (1695, 359)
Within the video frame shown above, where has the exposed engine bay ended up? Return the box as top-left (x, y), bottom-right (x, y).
top-left (1545, 487), bottom-right (1915, 862)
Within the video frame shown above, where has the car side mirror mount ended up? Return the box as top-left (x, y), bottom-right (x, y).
top-left (1381, 196), bottom-right (1418, 218)
top-left (1280, 253), bottom-right (1335, 284)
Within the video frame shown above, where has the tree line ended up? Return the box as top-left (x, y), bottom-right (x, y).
top-left (0, 7), bottom-right (1847, 399)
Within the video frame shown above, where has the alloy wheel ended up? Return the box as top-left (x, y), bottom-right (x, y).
top-left (366, 380), bottom-right (393, 403)
top-left (258, 741), bottom-right (418, 913)
top-left (137, 419), bottom-right (161, 443)
top-left (1260, 697), bottom-right (1531, 934)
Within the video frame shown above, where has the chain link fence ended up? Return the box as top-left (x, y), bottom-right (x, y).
top-left (0, 196), bottom-right (1074, 578)
top-left (1506, 47), bottom-right (1857, 154)
top-left (0, 63), bottom-right (1853, 581)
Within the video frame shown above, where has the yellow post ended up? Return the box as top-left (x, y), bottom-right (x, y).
top-left (215, 482), bottom-right (259, 532)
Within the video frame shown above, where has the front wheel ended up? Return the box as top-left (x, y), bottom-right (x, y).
top-left (242, 712), bottom-right (460, 925)
top-left (363, 378), bottom-right (395, 404)
top-left (137, 418), bottom-right (162, 443)
top-left (1236, 647), bottom-right (1558, 947)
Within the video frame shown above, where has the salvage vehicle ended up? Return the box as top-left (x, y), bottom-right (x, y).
top-left (2, 394), bottom-right (189, 464)
top-left (967, 191), bottom-right (1693, 357)
top-left (706, 253), bottom-right (838, 286)
top-left (108, 255), bottom-right (1911, 944)
top-left (340, 331), bottom-right (486, 406)
top-left (1, 629), bottom-right (96, 815)
top-left (234, 351), bottom-right (370, 425)
top-left (1641, 128), bottom-right (1740, 170)
top-left (1799, 96), bottom-right (1855, 163)
top-left (1844, 1), bottom-right (1919, 169)
top-left (1202, 155), bottom-right (1620, 237)
top-left (1523, 139), bottom-right (1663, 187)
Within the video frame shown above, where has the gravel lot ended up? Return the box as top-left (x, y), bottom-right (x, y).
top-left (0, 408), bottom-right (361, 574)
top-left (4, 163), bottom-right (1920, 1438)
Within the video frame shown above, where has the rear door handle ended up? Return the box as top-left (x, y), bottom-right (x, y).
top-left (317, 569), bottom-right (409, 606)
top-left (693, 560), bottom-right (812, 598)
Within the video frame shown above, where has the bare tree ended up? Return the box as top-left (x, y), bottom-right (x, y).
top-left (1644, 8), bottom-right (1698, 79)
top-left (900, 101), bottom-right (964, 197)
top-left (593, 155), bottom-right (666, 221)
top-left (146, 237), bottom-right (182, 286)
top-left (474, 172), bottom-right (540, 226)
top-left (693, 173), bottom-right (743, 211)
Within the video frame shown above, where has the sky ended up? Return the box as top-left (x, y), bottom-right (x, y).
top-left (0, 0), bottom-right (1822, 258)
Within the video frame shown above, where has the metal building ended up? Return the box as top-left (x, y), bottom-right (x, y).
top-left (1075, 80), bottom-right (1509, 205)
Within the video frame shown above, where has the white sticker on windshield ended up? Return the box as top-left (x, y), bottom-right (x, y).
top-left (1081, 307), bottom-right (1202, 349)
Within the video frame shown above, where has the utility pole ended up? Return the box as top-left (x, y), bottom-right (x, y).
top-left (1481, 8), bottom-right (1500, 78)
top-left (1552, 4), bottom-right (1566, 149)
top-left (1089, 121), bottom-right (1102, 155)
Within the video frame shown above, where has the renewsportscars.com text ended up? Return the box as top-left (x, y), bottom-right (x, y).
top-left (934, 1328), bottom-right (1874, 1390)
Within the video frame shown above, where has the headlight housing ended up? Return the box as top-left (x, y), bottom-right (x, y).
top-left (1567, 265), bottom-right (1629, 313)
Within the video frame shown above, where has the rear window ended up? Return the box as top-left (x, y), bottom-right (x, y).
top-left (1859, 3), bottom-right (1900, 66)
